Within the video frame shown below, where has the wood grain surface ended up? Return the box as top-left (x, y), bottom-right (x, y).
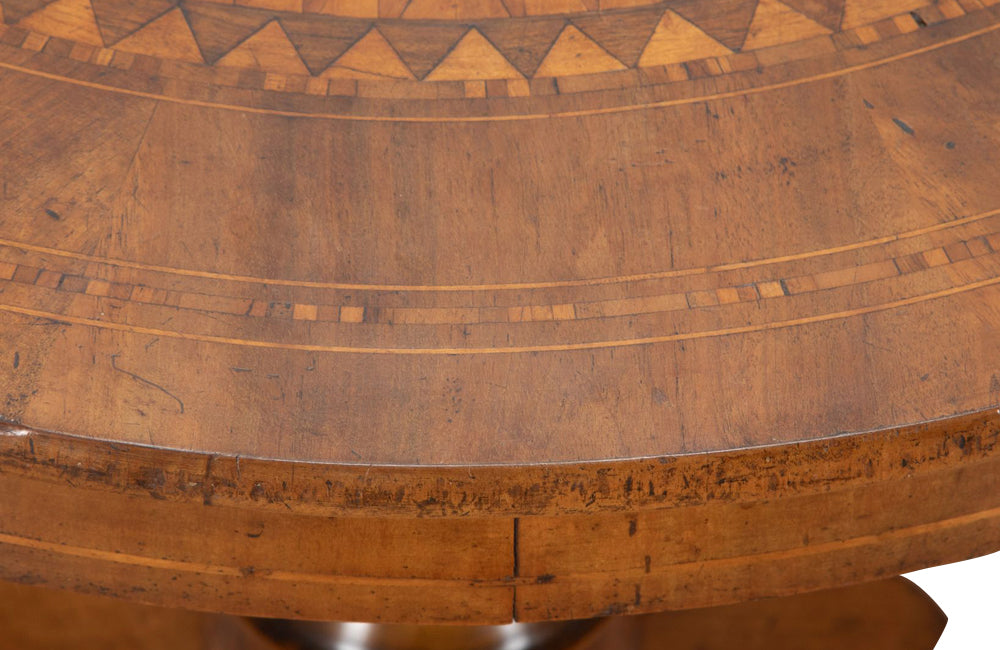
top-left (0, 577), bottom-right (947, 649)
top-left (0, 579), bottom-right (280, 650)
top-left (1, 0), bottom-right (999, 625)
top-left (575, 577), bottom-right (947, 650)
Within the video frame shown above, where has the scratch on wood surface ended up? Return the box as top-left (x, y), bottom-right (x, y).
top-left (110, 354), bottom-right (185, 413)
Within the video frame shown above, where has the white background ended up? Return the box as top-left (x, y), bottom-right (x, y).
top-left (906, 551), bottom-right (1000, 648)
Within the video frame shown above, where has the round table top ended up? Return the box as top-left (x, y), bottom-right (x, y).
top-left (1, 0), bottom-right (999, 625)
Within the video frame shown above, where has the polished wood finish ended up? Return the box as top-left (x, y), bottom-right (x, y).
top-left (1, 0), bottom-right (999, 629)
top-left (0, 577), bottom-right (946, 649)
top-left (2, 413), bottom-right (998, 623)
top-left (6, 0), bottom-right (987, 96)
top-left (0, 580), bottom-right (276, 650)
top-left (577, 577), bottom-right (948, 650)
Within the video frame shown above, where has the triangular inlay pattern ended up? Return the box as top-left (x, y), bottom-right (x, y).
top-left (743, 0), bottom-right (830, 50)
top-left (572, 6), bottom-right (667, 67)
top-left (278, 14), bottom-right (371, 76)
top-left (216, 20), bottom-right (309, 75)
top-left (0, 0), bottom-right (954, 91)
top-left (182, 2), bottom-right (272, 64)
top-left (91, 0), bottom-right (175, 46)
top-left (321, 27), bottom-right (415, 79)
top-left (781, 0), bottom-right (845, 31)
top-left (534, 24), bottom-right (627, 78)
top-left (18, 0), bottom-right (103, 45)
top-left (638, 9), bottom-right (731, 67)
top-left (378, 21), bottom-right (467, 79)
top-left (667, 0), bottom-right (759, 51)
top-left (425, 28), bottom-right (523, 80)
top-left (114, 7), bottom-right (202, 63)
top-left (478, 16), bottom-right (566, 77)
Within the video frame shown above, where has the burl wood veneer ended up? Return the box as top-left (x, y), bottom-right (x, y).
top-left (0, 0), bottom-right (999, 641)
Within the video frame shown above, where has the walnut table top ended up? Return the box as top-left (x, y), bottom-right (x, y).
top-left (0, 0), bottom-right (998, 627)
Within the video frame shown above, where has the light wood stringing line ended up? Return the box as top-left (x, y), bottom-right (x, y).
top-left (2, 271), bottom-right (1000, 354)
top-left (2, 227), bottom-right (997, 325)
top-left (0, 209), bottom-right (995, 294)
